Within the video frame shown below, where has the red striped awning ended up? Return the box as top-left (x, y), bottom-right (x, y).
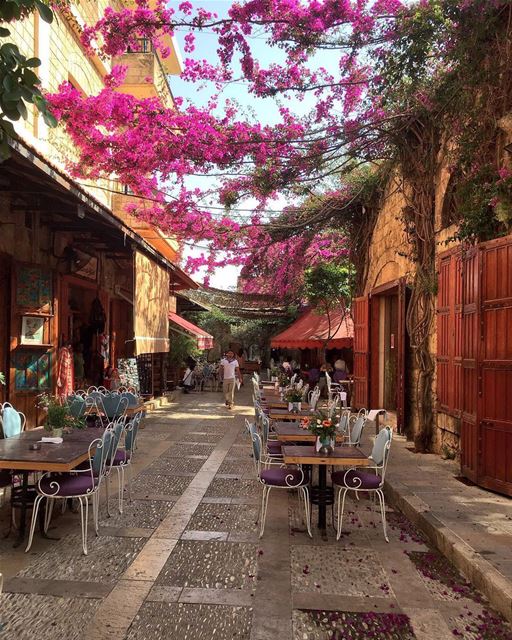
top-left (271, 308), bottom-right (353, 349)
top-left (168, 312), bottom-right (214, 350)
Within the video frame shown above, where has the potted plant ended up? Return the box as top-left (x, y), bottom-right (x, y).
top-left (284, 386), bottom-right (303, 412)
top-left (38, 394), bottom-right (85, 437)
top-left (270, 367), bottom-right (279, 383)
top-left (277, 372), bottom-right (290, 393)
top-left (301, 410), bottom-right (336, 455)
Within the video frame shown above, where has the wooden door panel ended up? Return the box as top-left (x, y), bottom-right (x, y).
top-left (477, 236), bottom-right (512, 494)
top-left (460, 248), bottom-right (480, 480)
top-left (436, 251), bottom-right (462, 415)
top-left (396, 279), bottom-right (407, 434)
top-left (460, 418), bottom-right (478, 482)
top-left (353, 296), bottom-right (369, 408)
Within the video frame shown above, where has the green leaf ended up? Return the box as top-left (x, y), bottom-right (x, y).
top-left (42, 111), bottom-right (58, 128)
top-left (34, 0), bottom-right (53, 24)
top-left (24, 57), bottom-right (41, 68)
top-left (2, 88), bottom-right (23, 102)
top-left (16, 100), bottom-right (27, 119)
top-left (22, 68), bottom-right (39, 85)
top-left (2, 75), bottom-right (14, 92)
top-left (1, 119), bottom-right (16, 137)
top-left (32, 93), bottom-right (45, 108)
top-left (0, 27), bottom-right (11, 38)
top-left (0, 43), bottom-right (21, 60)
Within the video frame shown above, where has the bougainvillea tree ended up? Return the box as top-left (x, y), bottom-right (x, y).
top-left (25, 0), bottom-right (512, 446)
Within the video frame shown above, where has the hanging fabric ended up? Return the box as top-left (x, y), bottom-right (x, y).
top-left (57, 346), bottom-right (74, 400)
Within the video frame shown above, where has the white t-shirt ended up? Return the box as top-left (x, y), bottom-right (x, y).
top-left (221, 358), bottom-right (239, 380)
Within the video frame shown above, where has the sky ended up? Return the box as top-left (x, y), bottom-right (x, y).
top-left (166, 1), bottom-right (339, 289)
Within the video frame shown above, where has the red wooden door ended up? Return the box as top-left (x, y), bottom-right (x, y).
top-left (436, 250), bottom-right (463, 416)
top-left (353, 296), bottom-right (369, 408)
top-left (478, 237), bottom-right (512, 495)
top-left (460, 247), bottom-right (480, 482)
top-left (396, 279), bottom-right (407, 434)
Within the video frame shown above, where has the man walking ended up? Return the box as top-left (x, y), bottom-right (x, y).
top-left (219, 350), bottom-right (243, 409)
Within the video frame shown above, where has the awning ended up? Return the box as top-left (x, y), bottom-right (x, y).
top-left (134, 251), bottom-right (170, 354)
top-left (169, 312), bottom-right (214, 350)
top-left (271, 308), bottom-right (353, 349)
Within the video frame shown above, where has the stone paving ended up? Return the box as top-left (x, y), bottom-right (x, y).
top-left (0, 389), bottom-right (511, 640)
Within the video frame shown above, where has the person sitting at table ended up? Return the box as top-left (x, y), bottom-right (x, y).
top-left (332, 367), bottom-right (348, 382)
top-left (308, 366), bottom-right (320, 386)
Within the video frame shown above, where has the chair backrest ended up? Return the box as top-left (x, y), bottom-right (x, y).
top-left (0, 403), bottom-right (26, 438)
top-left (338, 409), bottom-right (351, 434)
top-left (356, 408), bottom-right (368, 420)
top-left (296, 379), bottom-right (303, 390)
top-left (328, 395), bottom-right (340, 420)
top-left (90, 426), bottom-right (115, 479)
top-left (120, 391), bottom-right (139, 407)
top-left (290, 373), bottom-right (297, 385)
top-left (261, 415), bottom-right (270, 444)
top-left (125, 411), bottom-right (143, 454)
top-left (326, 372), bottom-right (332, 392)
top-left (67, 395), bottom-right (86, 419)
top-left (349, 415), bottom-right (366, 446)
top-left (309, 386), bottom-right (320, 410)
top-left (249, 422), bottom-right (262, 474)
top-left (301, 383), bottom-right (310, 400)
top-left (371, 426), bottom-right (393, 471)
top-left (99, 394), bottom-right (128, 419)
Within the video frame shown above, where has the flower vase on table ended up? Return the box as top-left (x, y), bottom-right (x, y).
top-left (317, 435), bottom-right (333, 456)
top-left (301, 410), bottom-right (336, 456)
top-left (284, 385), bottom-right (303, 413)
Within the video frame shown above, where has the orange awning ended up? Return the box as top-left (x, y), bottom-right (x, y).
top-left (169, 312), bottom-right (214, 350)
top-left (271, 308), bottom-right (353, 349)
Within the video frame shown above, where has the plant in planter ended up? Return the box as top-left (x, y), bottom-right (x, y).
top-left (301, 409), bottom-right (336, 455)
top-left (38, 394), bottom-right (85, 437)
top-left (284, 385), bottom-right (303, 412)
top-left (270, 367), bottom-right (279, 382)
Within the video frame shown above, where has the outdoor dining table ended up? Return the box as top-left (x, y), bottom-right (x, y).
top-left (0, 427), bottom-right (104, 546)
top-left (282, 444), bottom-right (370, 532)
top-left (268, 408), bottom-right (316, 421)
top-left (273, 422), bottom-right (345, 443)
top-left (265, 400), bottom-right (310, 410)
top-left (124, 402), bottom-right (145, 417)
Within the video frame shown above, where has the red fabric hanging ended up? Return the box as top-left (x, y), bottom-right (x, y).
top-left (57, 346), bottom-right (74, 400)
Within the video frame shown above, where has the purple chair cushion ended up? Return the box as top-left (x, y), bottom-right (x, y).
top-left (331, 469), bottom-right (381, 490)
top-left (112, 449), bottom-right (131, 465)
top-left (39, 473), bottom-right (98, 496)
top-left (260, 467), bottom-right (306, 487)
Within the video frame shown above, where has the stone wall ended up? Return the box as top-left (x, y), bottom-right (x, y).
top-left (361, 160), bottom-right (465, 452)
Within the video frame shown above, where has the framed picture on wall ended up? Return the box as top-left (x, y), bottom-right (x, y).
top-left (21, 316), bottom-right (45, 345)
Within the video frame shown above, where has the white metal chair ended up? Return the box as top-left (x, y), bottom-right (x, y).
top-left (308, 386), bottom-right (321, 411)
top-left (109, 411), bottom-right (143, 513)
top-left (25, 426), bottom-right (117, 555)
top-left (249, 424), bottom-right (311, 538)
top-left (332, 426), bottom-right (393, 542)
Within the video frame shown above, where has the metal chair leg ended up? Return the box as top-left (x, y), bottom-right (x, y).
top-left (25, 494), bottom-right (44, 553)
top-left (376, 489), bottom-right (389, 543)
top-left (78, 496), bottom-right (89, 555)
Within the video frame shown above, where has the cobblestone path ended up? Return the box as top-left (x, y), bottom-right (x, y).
top-left (0, 390), bottom-right (511, 640)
